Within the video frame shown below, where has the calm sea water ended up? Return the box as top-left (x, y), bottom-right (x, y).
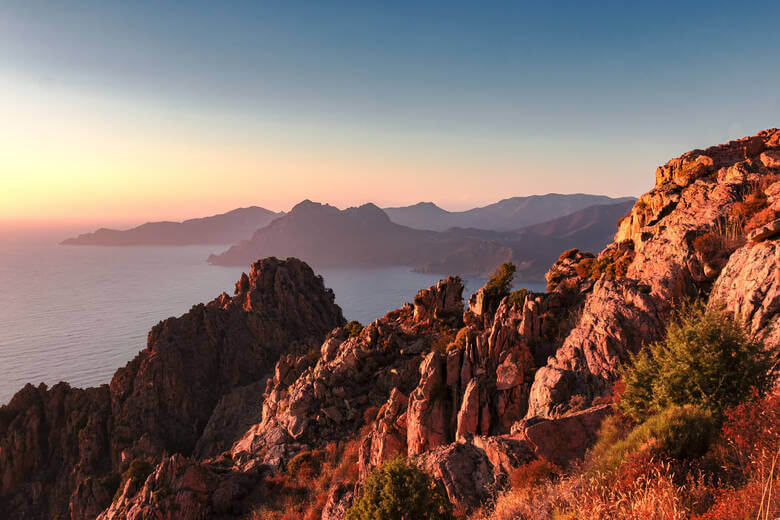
top-left (0, 233), bottom-right (545, 405)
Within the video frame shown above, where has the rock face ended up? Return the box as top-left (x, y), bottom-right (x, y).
top-left (110, 257), bottom-right (344, 463)
top-left (513, 404), bottom-right (611, 467)
top-left (710, 239), bottom-right (780, 347)
top-left (4, 130), bottom-right (780, 520)
top-left (231, 276), bottom-right (465, 471)
top-left (528, 128), bottom-right (780, 419)
top-left (0, 383), bottom-right (112, 520)
top-left (0, 258), bottom-right (344, 520)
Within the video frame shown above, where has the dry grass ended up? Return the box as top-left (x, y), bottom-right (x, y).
top-left (247, 437), bottom-right (362, 520)
top-left (471, 392), bottom-right (780, 520)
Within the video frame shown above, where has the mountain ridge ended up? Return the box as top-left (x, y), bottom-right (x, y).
top-left (61, 206), bottom-right (284, 246)
top-left (207, 199), bottom-right (635, 279)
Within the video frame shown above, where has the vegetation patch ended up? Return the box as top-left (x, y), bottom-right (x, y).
top-left (573, 240), bottom-right (634, 281)
top-left (346, 458), bottom-right (454, 520)
top-left (618, 303), bottom-right (774, 422)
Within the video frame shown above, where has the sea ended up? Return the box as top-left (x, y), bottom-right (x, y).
top-left (0, 231), bottom-right (545, 405)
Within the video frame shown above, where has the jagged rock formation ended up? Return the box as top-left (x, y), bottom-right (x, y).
top-left (0, 258), bottom-right (344, 520)
top-left (527, 128), bottom-right (780, 418)
top-left (230, 276), bottom-right (465, 471)
top-left (3, 130), bottom-right (779, 520)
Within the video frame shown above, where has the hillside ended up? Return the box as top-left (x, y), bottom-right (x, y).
top-left (1, 129), bottom-right (778, 519)
top-left (208, 199), bottom-right (634, 279)
top-left (61, 206), bottom-right (283, 246)
top-left (385, 193), bottom-right (635, 231)
top-left (415, 200), bottom-right (635, 278)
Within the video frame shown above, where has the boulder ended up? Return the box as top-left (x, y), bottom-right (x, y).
top-left (760, 150), bottom-right (780, 169)
top-left (513, 405), bottom-right (611, 467)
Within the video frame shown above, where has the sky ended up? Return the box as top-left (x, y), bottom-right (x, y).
top-left (1, 1), bottom-right (779, 230)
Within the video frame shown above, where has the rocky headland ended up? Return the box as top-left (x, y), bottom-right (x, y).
top-left (2, 129), bottom-right (779, 519)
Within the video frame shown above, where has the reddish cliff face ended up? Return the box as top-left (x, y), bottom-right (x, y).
top-left (0, 257), bottom-right (344, 520)
top-left (526, 128), bottom-right (780, 419)
top-left (4, 131), bottom-right (780, 520)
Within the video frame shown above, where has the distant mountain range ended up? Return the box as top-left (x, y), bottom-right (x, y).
top-left (61, 194), bottom-right (636, 280)
top-left (61, 207), bottom-right (283, 246)
top-left (384, 194), bottom-right (635, 231)
top-left (413, 200), bottom-right (635, 278)
top-left (208, 199), bottom-right (636, 280)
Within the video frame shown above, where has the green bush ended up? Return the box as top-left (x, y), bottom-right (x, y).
top-left (507, 288), bottom-right (528, 309)
top-left (446, 327), bottom-right (470, 352)
top-left (618, 303), bottom-right (773, 422)
top-left (483, 262), bottom-right (516, 302)
top-left (590, 405), bottom-right (715, 473)
top-left (127, 459), bottom-right (154, 485)
top-left (344, 321), bottom-right (364, 338)
top-left (346, 458), bottom-right (454, 520)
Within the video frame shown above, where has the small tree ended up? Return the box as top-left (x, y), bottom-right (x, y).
top-left (483, 262), bottom-right (516, 301)
top-left (619, 303), bottom-right (774, 422)
top-left (346, 458), bottom-right (454, 520)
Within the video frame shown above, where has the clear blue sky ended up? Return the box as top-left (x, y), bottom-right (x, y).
top-left (1, 1), bottom-right (779, 226)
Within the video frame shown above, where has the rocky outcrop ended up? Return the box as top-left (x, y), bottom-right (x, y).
top-left (526, 278), bottom-right (664, 418)
top-left (415, 436), bottom-right (536, 514)
top-left (528, 128), bottom-right (780, 419)
top-left (0, 258), bottom-right (344, 520)
top-left (110, 257), bottom-right (344, 463)
top-left (6, 130), bottom-right (780, 520)
top-left (416, 442), bottom-right (496, 513)
top-left (512, 404), bottom-right (611, 467)
top-left (710, 239), bottom-right (780, 347)
top-left (413, 277), bottom-right (464, 325)
top-left (97, 455), bottom-right (261, 520)
top-left (0, 383), bottom-right (113, 520)
top-left (358, 388), bottom-right (408, 479)
top-left (229, 277), bottom-right (465, 472)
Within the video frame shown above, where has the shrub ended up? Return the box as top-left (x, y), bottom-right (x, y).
top-left (447, 326), bottom-right (470, 352)
top-left (287, 450), bottom-right (321, 477)
top-left (98, 472), bottom-right (121, 496)
top-left (431, 329), bottom-right (455, 353)
top-left (745, 207), bottom-right (777, 232)
top-left (510, 459), bottom-right (560, 490)
top-left (507, 288), bottom-right (528, 309)
top-left (344, 321), bottom-right (364, 338)
top-left (575, 257), bottom-right (594, 278)
top-left (126, 459), bottom-right (154, 485)
top-left (589, 405), bottom-right (715, 474)
top-left (692, 233), bottom-right (721, 261)
top-left (482, 263), bottom-right (516, 303)
top-left (618, 303), bottom-right (773, 422)
top-left (363, 406), bottom-right (380, 425)
top-left (722, 391), bottom-right (780, 476)
top-left (346, 458), bottom-right (454, 520)
top-left (574, 241), bottom-right (634, 280)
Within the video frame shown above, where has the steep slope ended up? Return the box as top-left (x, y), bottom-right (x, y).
top-left (415, 200), bottom-right (635, 279)
top-left (3, 130), bottom-right (778, 520)
top-left (382, 201), bottom-right (453, 231)
top-left (207, 200), bottom-right (477, 268)
top-left (61, 206), bottom-right (283, 246)
top-left (0, 258), bottom-right (344, 520)
top-left (385, 194), bottom-right (635, 231)
top-left (528, 128), bottom-right (780, 418)
top-left (518, 199), bottom-right (635, 241)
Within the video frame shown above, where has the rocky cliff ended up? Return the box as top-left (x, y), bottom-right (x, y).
top-left (0, 258), bottom-right (344, 519)
top-left (2, 130), bottom-right (778, 519)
